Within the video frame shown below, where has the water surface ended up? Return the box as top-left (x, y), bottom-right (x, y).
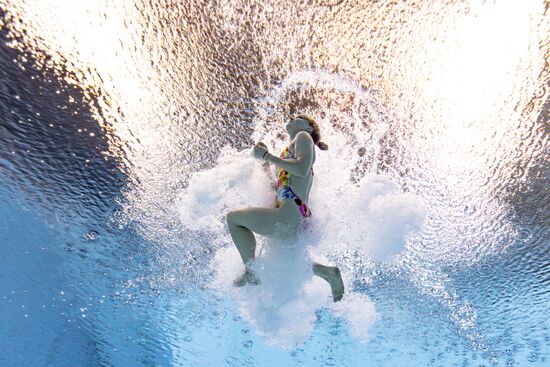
top-left (0, 0), bottom-right (549, 366)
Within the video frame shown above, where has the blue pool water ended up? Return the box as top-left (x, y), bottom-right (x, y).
top-left (1, 1), bottom-right (549, 366)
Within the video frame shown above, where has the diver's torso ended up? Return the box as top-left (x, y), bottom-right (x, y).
top-left (277, 141), bottom-right (315, 206)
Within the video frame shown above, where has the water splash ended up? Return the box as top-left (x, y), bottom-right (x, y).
top-left (172, 134), bottom-right (425, 345)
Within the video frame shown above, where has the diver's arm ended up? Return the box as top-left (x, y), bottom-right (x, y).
top-left (265, 132), bottom-right (313, 177)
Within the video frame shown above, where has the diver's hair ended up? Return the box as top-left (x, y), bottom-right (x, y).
top-left (294, 114), bottom-right (329, 151)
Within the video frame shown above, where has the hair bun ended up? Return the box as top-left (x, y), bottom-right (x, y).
top-left (317, 141), bottom-right (329, 151)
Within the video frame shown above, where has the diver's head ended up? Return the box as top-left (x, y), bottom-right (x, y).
top-left (286, 114), bottom-right (329, 151)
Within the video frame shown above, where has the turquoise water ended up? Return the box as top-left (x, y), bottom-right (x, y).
top-left (1, 1), bottom-right (549, 366)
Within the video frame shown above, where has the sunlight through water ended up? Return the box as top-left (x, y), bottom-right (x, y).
top-left (0, 0), bottom-right (548, 365)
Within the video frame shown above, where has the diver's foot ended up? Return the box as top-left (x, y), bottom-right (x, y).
top-left (328, 267), bottom-right (345, 302)
top-left (233, 271), bottom-right (261, 287)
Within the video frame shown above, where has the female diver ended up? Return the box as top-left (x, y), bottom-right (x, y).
top-left (226, 115), bottom-right (345, 302)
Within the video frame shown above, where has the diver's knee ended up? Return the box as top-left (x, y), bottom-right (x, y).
top-left (226, 210), bottom-right (240, 226)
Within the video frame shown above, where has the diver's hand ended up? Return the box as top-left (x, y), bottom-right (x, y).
top-left (253, 142), bottom-right (269, 160)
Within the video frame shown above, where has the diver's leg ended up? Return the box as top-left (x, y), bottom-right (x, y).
top-left (227, 214), bottom-right (257, 268)
top-left (312, 263), bottom-right (345, 302)
top-left (226, 207), bottom-right (281, 286)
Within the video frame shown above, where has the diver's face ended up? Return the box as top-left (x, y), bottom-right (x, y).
top-left (285, 118), bottom-right (311, 135)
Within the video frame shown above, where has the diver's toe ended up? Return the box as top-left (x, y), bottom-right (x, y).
top-left (233, 274), bottom-right (248, 287)
top-left (233, 272), bottom-right (260, 287)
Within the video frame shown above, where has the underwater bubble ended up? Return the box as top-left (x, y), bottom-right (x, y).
top-left (63, 243), bottom-right (75, 252)
top-left (83, 230), bottom-right (99, 241)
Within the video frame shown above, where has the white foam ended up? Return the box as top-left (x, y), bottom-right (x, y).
top-left (210, 240), bottom-right (378, 346)
top-left (330, 291), bottom-right (378, 342)
top-left (210, 243), bottom-right (329, 347)
top-left (173, 145), bottom-right (273, 233)
top-left (172, 143), bottom-right (427, 346)
top-left (312, 173), bottom-right (427, 262)
top-left (171, 75), bottom-right (427, 345)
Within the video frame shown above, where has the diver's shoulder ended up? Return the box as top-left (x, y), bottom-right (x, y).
top-left (296, 131), bottom-right (314, 143)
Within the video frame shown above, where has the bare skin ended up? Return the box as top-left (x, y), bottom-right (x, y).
top-left (226, 118), bottom-right (345, 302)
top-left (312, 263), bottom-right (345, 302)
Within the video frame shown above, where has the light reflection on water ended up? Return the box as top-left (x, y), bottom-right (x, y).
top-left (0, 0), bottom-right (548, 365)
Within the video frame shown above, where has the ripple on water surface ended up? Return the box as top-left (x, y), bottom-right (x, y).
top-left (0, 0), bottom-right (549, 366)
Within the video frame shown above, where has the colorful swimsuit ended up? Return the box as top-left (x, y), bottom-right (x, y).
top-left (274, 146), bottom-right (312, 218)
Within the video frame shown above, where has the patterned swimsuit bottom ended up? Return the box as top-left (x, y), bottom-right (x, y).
top-left (274, 146), bottom-right (312, 219)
